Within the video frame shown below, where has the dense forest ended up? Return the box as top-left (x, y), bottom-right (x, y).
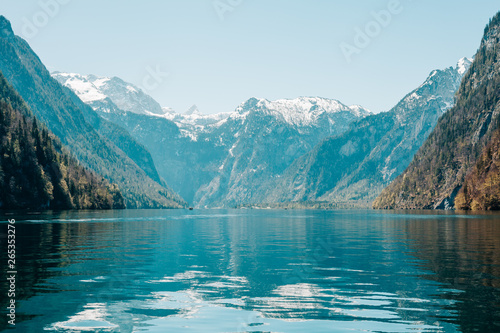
top-left (373, 12), bottom-right (500, 210)
top-left (0, 71), bottom-right (125, 210)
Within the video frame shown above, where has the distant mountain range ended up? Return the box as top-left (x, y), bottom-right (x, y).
top-left (54, 57), bottom-right (470, 208)
top-left (53, 72), bottom-right (373, 206)
top-left (374, 12), bottom-right (500, 210)
top-left (4, 9), bottom-right (497, 211)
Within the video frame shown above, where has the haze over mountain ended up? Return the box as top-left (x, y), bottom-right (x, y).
top-left (374, 13), bottom-right (500, 210)
top-left (51, 42), bottom-right (493, 210)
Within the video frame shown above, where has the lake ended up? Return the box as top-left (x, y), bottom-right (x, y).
top-left (1, 209), bottom-right (499, 332)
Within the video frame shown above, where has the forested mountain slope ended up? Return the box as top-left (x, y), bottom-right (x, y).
top-left (0, 15), bottom-right (184, 208)
top-left (0, 71), bottom-right (124, 210)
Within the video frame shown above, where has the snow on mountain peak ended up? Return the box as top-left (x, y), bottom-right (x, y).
top-left (457, 57), bottom-right (473, 75)
top-left (162, 107), bottom-right (176, 115)
top-left (416, 57), bottom-right (471, 93)
top-left (52, 72), bottom-right (165, 115)
top-left (349, 105), bottom-right (372, 117)
top-left (157, 105), bottom-right (231, 136)
top-left (53, 72), bottom-right (108, 103)
top-left (233, 96), bottom-right (370, 127)
top-left (53, 71), bottom-right (370, 138)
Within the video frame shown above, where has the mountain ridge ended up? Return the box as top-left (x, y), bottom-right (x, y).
top-left (261, 58), bottom-right (470, 206)
top-left (373, 12), bottom-right (500, 210)
top-left (53, 72), bottom-right (371, 206)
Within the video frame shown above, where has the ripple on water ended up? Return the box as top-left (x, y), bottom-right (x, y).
top-left (45, 303), bottom-right (119, 332)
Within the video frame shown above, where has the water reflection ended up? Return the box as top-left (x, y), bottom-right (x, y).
top-left (0, 210), bottom-right (499, 332)
top-left (398, 212), bottom-right (500, 332)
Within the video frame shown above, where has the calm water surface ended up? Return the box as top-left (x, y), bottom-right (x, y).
top-left (1, 209), bottom-right (499, 332)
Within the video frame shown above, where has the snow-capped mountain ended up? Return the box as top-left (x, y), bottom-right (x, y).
top-left (262, 58), bottom-right (472, 205)
top-left (162, 105), bottom-right (231, 136)
top-left (395, 57), bottom-right (473, 124)
top-left (52, 72), bottom-right (165, 115)
top-left (161, 97), bottom-right (369, 143)
top-left (457, 57), bottom-right (473, 75)
top-left (194, 97), bottom-right (371, 207)
top-left (53, 71), bottom-right (370, 206)
top-left (225, 97), bottom-right (371, 127)
top-left (53, 72), bottom-right (233, 137)
top-left (54, 60), bottom-right (469, 209)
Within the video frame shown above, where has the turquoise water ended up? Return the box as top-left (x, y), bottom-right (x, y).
top-left (1, 209), bottom-right (499, 332)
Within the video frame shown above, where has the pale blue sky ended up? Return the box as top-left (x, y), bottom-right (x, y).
top-left (0, 0), bottom-right (499, 114)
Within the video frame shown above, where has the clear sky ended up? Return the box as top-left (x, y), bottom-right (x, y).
top-left (0, 0), bottom-right (499, 114)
